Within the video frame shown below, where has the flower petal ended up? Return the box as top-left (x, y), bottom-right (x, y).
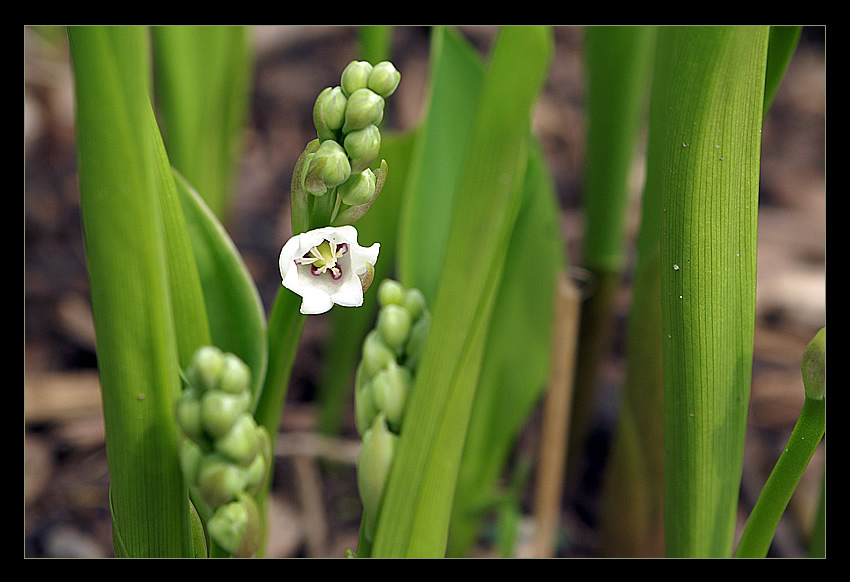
top-left (279, 226), bottom-right (379, 315)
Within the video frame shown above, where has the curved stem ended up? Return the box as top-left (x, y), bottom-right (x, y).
top-left (735, 397), bottom-right (826, 558)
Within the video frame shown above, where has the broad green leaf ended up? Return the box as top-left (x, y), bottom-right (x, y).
top-left (449, 140), bottom-right (564, 557)
top-left (370, 26), bottom-right (553, 558)
top-left (151, 26), bottom-right (253, 220)
top-left (174, 170), bottom-right (268, 409)
top-left (397, 26), bottom-right (486, 304)
top-left (68, 25), bottom-right (192, 557)
top-left (652, 26), bottom-right (769, 557)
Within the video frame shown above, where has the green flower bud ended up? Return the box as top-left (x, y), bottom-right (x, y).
top-left (367, 61), bottom-right (401, 98)
top-left (377, 279), bottom-right (406, 307)
top-left (188, 346), bottom-right (225, 392)
top-left (179, 437), bottom-right (205, 486)
top-left (208, 499), bottom-right (248, 556)
top-left (207, 493), bottom-right (262, 558)
top-left (201, 389), bottom-right (251, 439)
top-left (344, 124), bottom-right (381, 174)
top-left (243, 427), bottom-right (271, 494)
top-left (215, 413), bottom-right (260, 467)
top-left (304, 140), bottom-right (352, 195)
top-left (341, 60), bottom-right (373, 96)
top-left (218, 353), bottom-right (252, 395)
top-left (357, 414), bottom-right (398, 541)
top-left (196, 454), bottom-right (247, 508)
top-left (313, 86), bottom-right (347, 141)
top-left (342, 88), bottom-right (384, 134)
top-left (402, 288), bottom-right (427, 322)
top-left (176, 388), bottom-right (205, 444)
top-left (339, 168), bottom-right (377, 207)
top-left (354, 363), bottom-right (377, 436)
top-left (361, 329), bottom-right (396, 378)
top-left (377, 304), bottom-right (412, 354)
top-left (371, 361), bottom-right (411, 431)
top-left (404, 311), bottom-right (430, 371)
top-left (801, 327), bottom-right (826, 400)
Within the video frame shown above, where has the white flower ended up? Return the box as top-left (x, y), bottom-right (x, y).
top-left (279, 226), bottom-right (380, 315)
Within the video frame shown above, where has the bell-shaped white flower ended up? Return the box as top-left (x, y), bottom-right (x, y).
top-left (279, 226), bottom-right (380, 315)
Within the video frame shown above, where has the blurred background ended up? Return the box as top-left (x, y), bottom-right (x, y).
top-left (24, 26), bottom-right (825, 558)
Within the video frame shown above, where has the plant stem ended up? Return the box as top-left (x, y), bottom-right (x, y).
top-left (735, 397), bottom-right (825, 558)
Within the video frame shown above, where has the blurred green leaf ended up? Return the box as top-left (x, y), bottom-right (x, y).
top-left (397, 26), bottom-right (485, 304)
top-left (152, 26), bottom-right (253, 220)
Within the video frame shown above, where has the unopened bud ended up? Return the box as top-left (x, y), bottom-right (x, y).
top-left (355, 363), bottom-right (379, 436)
top-left (304, 140), bottom-right (352, 195)
top-left (341, 60), bottom-right (373, 96)
top-left (801, 327), bottom-right (826, 400)
top-left (342, 88), bottom-right (384, 134)
top-left (404, 312), bottom-right (430, 370)
top-left (215, 413), bottom-right (261, 467)
top-left (344, 124), bottom-right (381, 174)
top-left (377, 279), bottom-right (406, 307)
top-left (368, 61), bottom-right (401, 98)
top-left (377, 304), bottom-right (412, 353)
top-left (357, 414), bottom-right (398, 541)
top-left (339, 168), bottom-right (377, 207)
top-left (202, 389), bottom-right (251, 439)
top-left (188, 346), bottom-right (225, 392)
top-left (176, 388), bottom-right (205, 444)
top-left (207, 493), bottom-right (262, 558)
top-left (402, 288), bottom-right (427, 322)
top-left (361, 329), bottom-right (396, 378)
top-left (196, 454), bottom-right (247, 508)
top-left (371, 361), bottom-right (411, 431)
top-left (218, 353), bottom-right (251, 395)
top-left (243, 427), bottom-right (271, 494)
top-left (179, 437), bottom-right (205, 486)
top-left (313, 86), bottom-right (347, 141)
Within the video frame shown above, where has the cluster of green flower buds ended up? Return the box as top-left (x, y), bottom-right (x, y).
top-left (354, 279), bottom-right (430, 541)
top-left (304, 60), bottom-right (400, 206)
top-left (176, 346), bottom-right (271, 557)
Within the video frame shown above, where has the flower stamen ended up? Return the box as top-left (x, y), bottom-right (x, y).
top-left (295, 240), bottom-right (349, 280)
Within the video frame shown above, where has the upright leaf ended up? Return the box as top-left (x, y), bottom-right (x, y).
top-left (653, 26), bottom-right (769, 557)
top-left (370, 26), bottom-right (553, 558)
top-left (152, 26), bottom-right (253, 220)
top-left (68, 26), bottom-right (192, 557)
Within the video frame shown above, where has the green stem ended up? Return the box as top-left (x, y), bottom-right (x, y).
top-left (735, 396), bottom-right (825, 558)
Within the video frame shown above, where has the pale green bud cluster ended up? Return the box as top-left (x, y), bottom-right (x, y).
top-left (305, 60), bottom-right (400, 205)
top-left (354, 279), bottom-right (429, 540)
top-left (176, 346), bottom-right (270, 557)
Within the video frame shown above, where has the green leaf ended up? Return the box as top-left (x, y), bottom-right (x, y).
top-left (151, 26), bottom-right (253, 220)
top-left (174, 170), bottom-right (268, 409)
top-left (370, 26), bottom-right (553, 558)
top-left (396, 26), bottom-right (486, 304)
top-left (449, 140), bottom-right (564, 557)
top-left (764, 26), bottom-right (801, 116)
top-left (68, 25), bottom-right (192, 557)
top-left (652, 26), bottom-right (769, 557)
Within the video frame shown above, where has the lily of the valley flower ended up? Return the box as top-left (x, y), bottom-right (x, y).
top-left (280, 226), bottom-right (380, 315)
